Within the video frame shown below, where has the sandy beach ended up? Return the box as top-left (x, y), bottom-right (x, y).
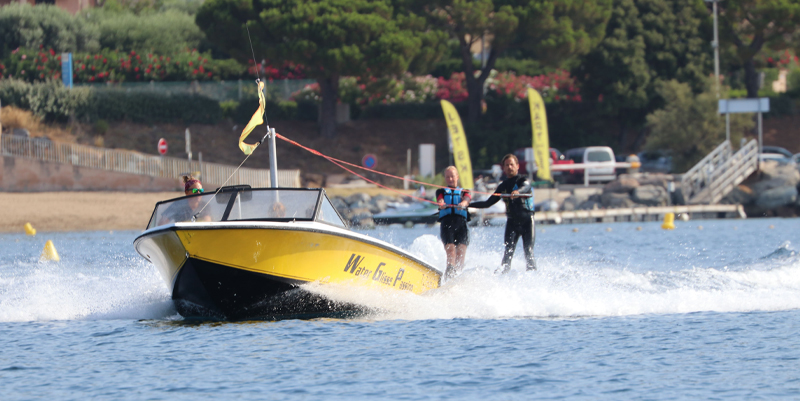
top-left (1, 191), bottom-right (183, 233)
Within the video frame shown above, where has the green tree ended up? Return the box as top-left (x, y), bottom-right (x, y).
top-left (85, 8), bottom-right (207, 54)
top-left (0, 4), bottom-right (99, 58)
top-left (719, 0), bottom-right (800, 98)
top-left (403, 0), bottom-right (611, 124)
top-left (645, 79), bottom-right (753, 172)
top-left (573, 0), bottom-right (712, 149)
top-left (196, 0), bottom-right (443, 137)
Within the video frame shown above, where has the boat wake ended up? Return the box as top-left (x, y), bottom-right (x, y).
top-left (0, 256), bottom-right (174, 323)
top-left (2, 234), bottom-right (799, 323)
top-left (304, 237), bottom-right (800, 321)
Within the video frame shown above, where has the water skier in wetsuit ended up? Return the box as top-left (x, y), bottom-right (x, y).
top-left (469, 154), bottom-right (536, 273)
top-left (436, 166), bottom-right (471, 281)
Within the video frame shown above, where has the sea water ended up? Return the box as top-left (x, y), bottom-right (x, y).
top-left (1, 219), bottom-right (799, 400)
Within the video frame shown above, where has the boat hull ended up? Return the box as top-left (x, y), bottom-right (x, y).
top-left (135, 222), bottom-right (441, 320)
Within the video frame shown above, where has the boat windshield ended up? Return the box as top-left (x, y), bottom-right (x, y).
top-left (147, 188), bottom-right (347, 229)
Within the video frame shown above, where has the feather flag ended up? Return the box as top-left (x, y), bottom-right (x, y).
top-left (239, 80), bottom-right (266, 155)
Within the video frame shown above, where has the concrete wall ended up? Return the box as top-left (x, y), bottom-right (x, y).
top-left (1, 156), bottom-right (182, 192)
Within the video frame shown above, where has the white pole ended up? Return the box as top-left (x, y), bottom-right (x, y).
top-left (268, 127), bottom-right (278, 188)
top-left (712, 0), bottom-right (720, 99)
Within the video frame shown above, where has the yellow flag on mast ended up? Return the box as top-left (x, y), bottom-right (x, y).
top-left (440, 100), bottom-right (474, 189)
top-left (238, 80), bottom-right (266, 155)
top-left (527, 88), bottom-right (551, 181)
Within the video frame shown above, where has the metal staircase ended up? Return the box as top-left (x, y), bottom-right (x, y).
top-left (680, 139), bottom-right (759, 204)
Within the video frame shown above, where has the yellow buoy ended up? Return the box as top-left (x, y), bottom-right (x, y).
top-left (636, 226), bottom-right (643, 231)
top-left (698, 225), bottom-right (704, 230)
top-left (40, 240), bottom-right (60, 262)
top-left (661, 213), bottom-right (676, 230)
top-left (769, 225), bottom-right (775, 229)
top-left (606, 227), bottom-right (612, 232)
top-left (572, 228), bottom-right (579, 232)
top-left (24, 222), bottom-right (36, 236)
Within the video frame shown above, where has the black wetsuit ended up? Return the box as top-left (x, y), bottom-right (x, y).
top-left (469, 175), bottom-right (536, 272)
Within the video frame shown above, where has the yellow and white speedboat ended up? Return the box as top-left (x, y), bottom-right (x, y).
top-left (134, 185), bottom-right (441, 320)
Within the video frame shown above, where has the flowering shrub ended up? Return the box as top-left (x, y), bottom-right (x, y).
top-left (247, 60), bottom-right (307, 80)
top-left (291, 74), bottom-right (440, 105)
top-left (290, 70), bottom-right (583, 105)
top-left (1, 47), bottom-right (245, 83)
top-left (488, 70), bottom-right (581, 102)
top-left (763, 50), bottom-right (799, 68)
top-left (436, 73), bottom-right (469, 102)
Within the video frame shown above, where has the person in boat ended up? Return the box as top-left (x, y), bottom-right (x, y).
top-left (157, 175), bottom-right (212, 225)
top-left (469, 154), bottom-right (536, 273)
top-left (436, 166), bottom-right (471, 281)
top-left (270, 202), bottom-right (286, 218)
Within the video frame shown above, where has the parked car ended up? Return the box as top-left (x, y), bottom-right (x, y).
top-left (759, 153), bottom-right (795, 166)
top-left (761, 145), bottom-right (793, 158)
top-left (563, 146), bottom-right (617, 183)
top-left (638, 150), bottom-right (673, 174)
top-left (513, 147), bottom-right (576, 182)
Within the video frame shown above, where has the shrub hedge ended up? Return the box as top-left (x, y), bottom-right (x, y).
top-left (0, 79), bottom-right (221, 124)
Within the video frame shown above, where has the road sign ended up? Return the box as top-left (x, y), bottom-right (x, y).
top-left (158, 138), bottom-right (168, 155)
top-left (362, 154), bottom-right (377, 169)
top-left (718, 98), bottom-right (770, 114)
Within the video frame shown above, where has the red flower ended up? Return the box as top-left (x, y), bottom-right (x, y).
top-left (193, 69), bottom-right (198, 74)
top-left (207, 72), bottom-right (212, 77)
top-left (103, 58), bottom-right (107, 64)
top-left (134, 67), bottom-right (139, 72)
top-left (89, 76), bottom-right (95, 82)
top-left (49, 48), bottom-right (55, 56)
top-left (39, 44), bottom-right (43, 49)
top-left (188, 61), bottom-right (193, 66)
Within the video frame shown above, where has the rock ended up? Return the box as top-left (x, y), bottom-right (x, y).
top-left (345, 192), bottom-right (371, 205)
top-left (752, 177), bottom-right (797, 193)
top-left (671, 186), bottom-right (687, 206)
top-left (601, 191), bottom-right (636, 208)
top-left (761, 162), bottom-right (800, 187)
top-left (578, 200), bottom-right (601, 210)
top-left (331, 197), bottom-right (349, 213)
top-left (348, 208), bottom-right (374, 227)
top-left (755, 186), bottom-right (798, 210)
top-left (631, 185), bottom-right (670, 206)
top-left (561, 196), bottom-right (581, 211)
top-left (604, 176), bottom-right (639, 194)
top-left (721, 185), bottom-right (755, 205)
top-left (635, 173), bottom-right (672, 188)
top-left (368, 198), bottom-right (390, 214)
top-left (349, 200), bottom-right (368, 209)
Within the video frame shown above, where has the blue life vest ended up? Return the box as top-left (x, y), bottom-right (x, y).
top-left (513, 183), bottom-right (535, 212)
top-left (439, 188), bottom-right (468, 219)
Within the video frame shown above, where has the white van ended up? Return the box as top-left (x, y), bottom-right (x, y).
top-left (563, 146), bottom-right (617, 183)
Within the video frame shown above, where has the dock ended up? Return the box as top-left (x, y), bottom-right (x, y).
top-left (477, 204), bottom-right (746, 225)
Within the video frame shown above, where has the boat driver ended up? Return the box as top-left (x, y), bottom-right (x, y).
top-left (469, 154), bottom-right (536, 273)
top-left (436, 166), bottom-right (471, 281)
top-left (157, 175), bottom-right (212, 225)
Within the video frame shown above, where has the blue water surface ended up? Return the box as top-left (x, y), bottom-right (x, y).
top-left (1, 218), bottom-right (800, 400)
